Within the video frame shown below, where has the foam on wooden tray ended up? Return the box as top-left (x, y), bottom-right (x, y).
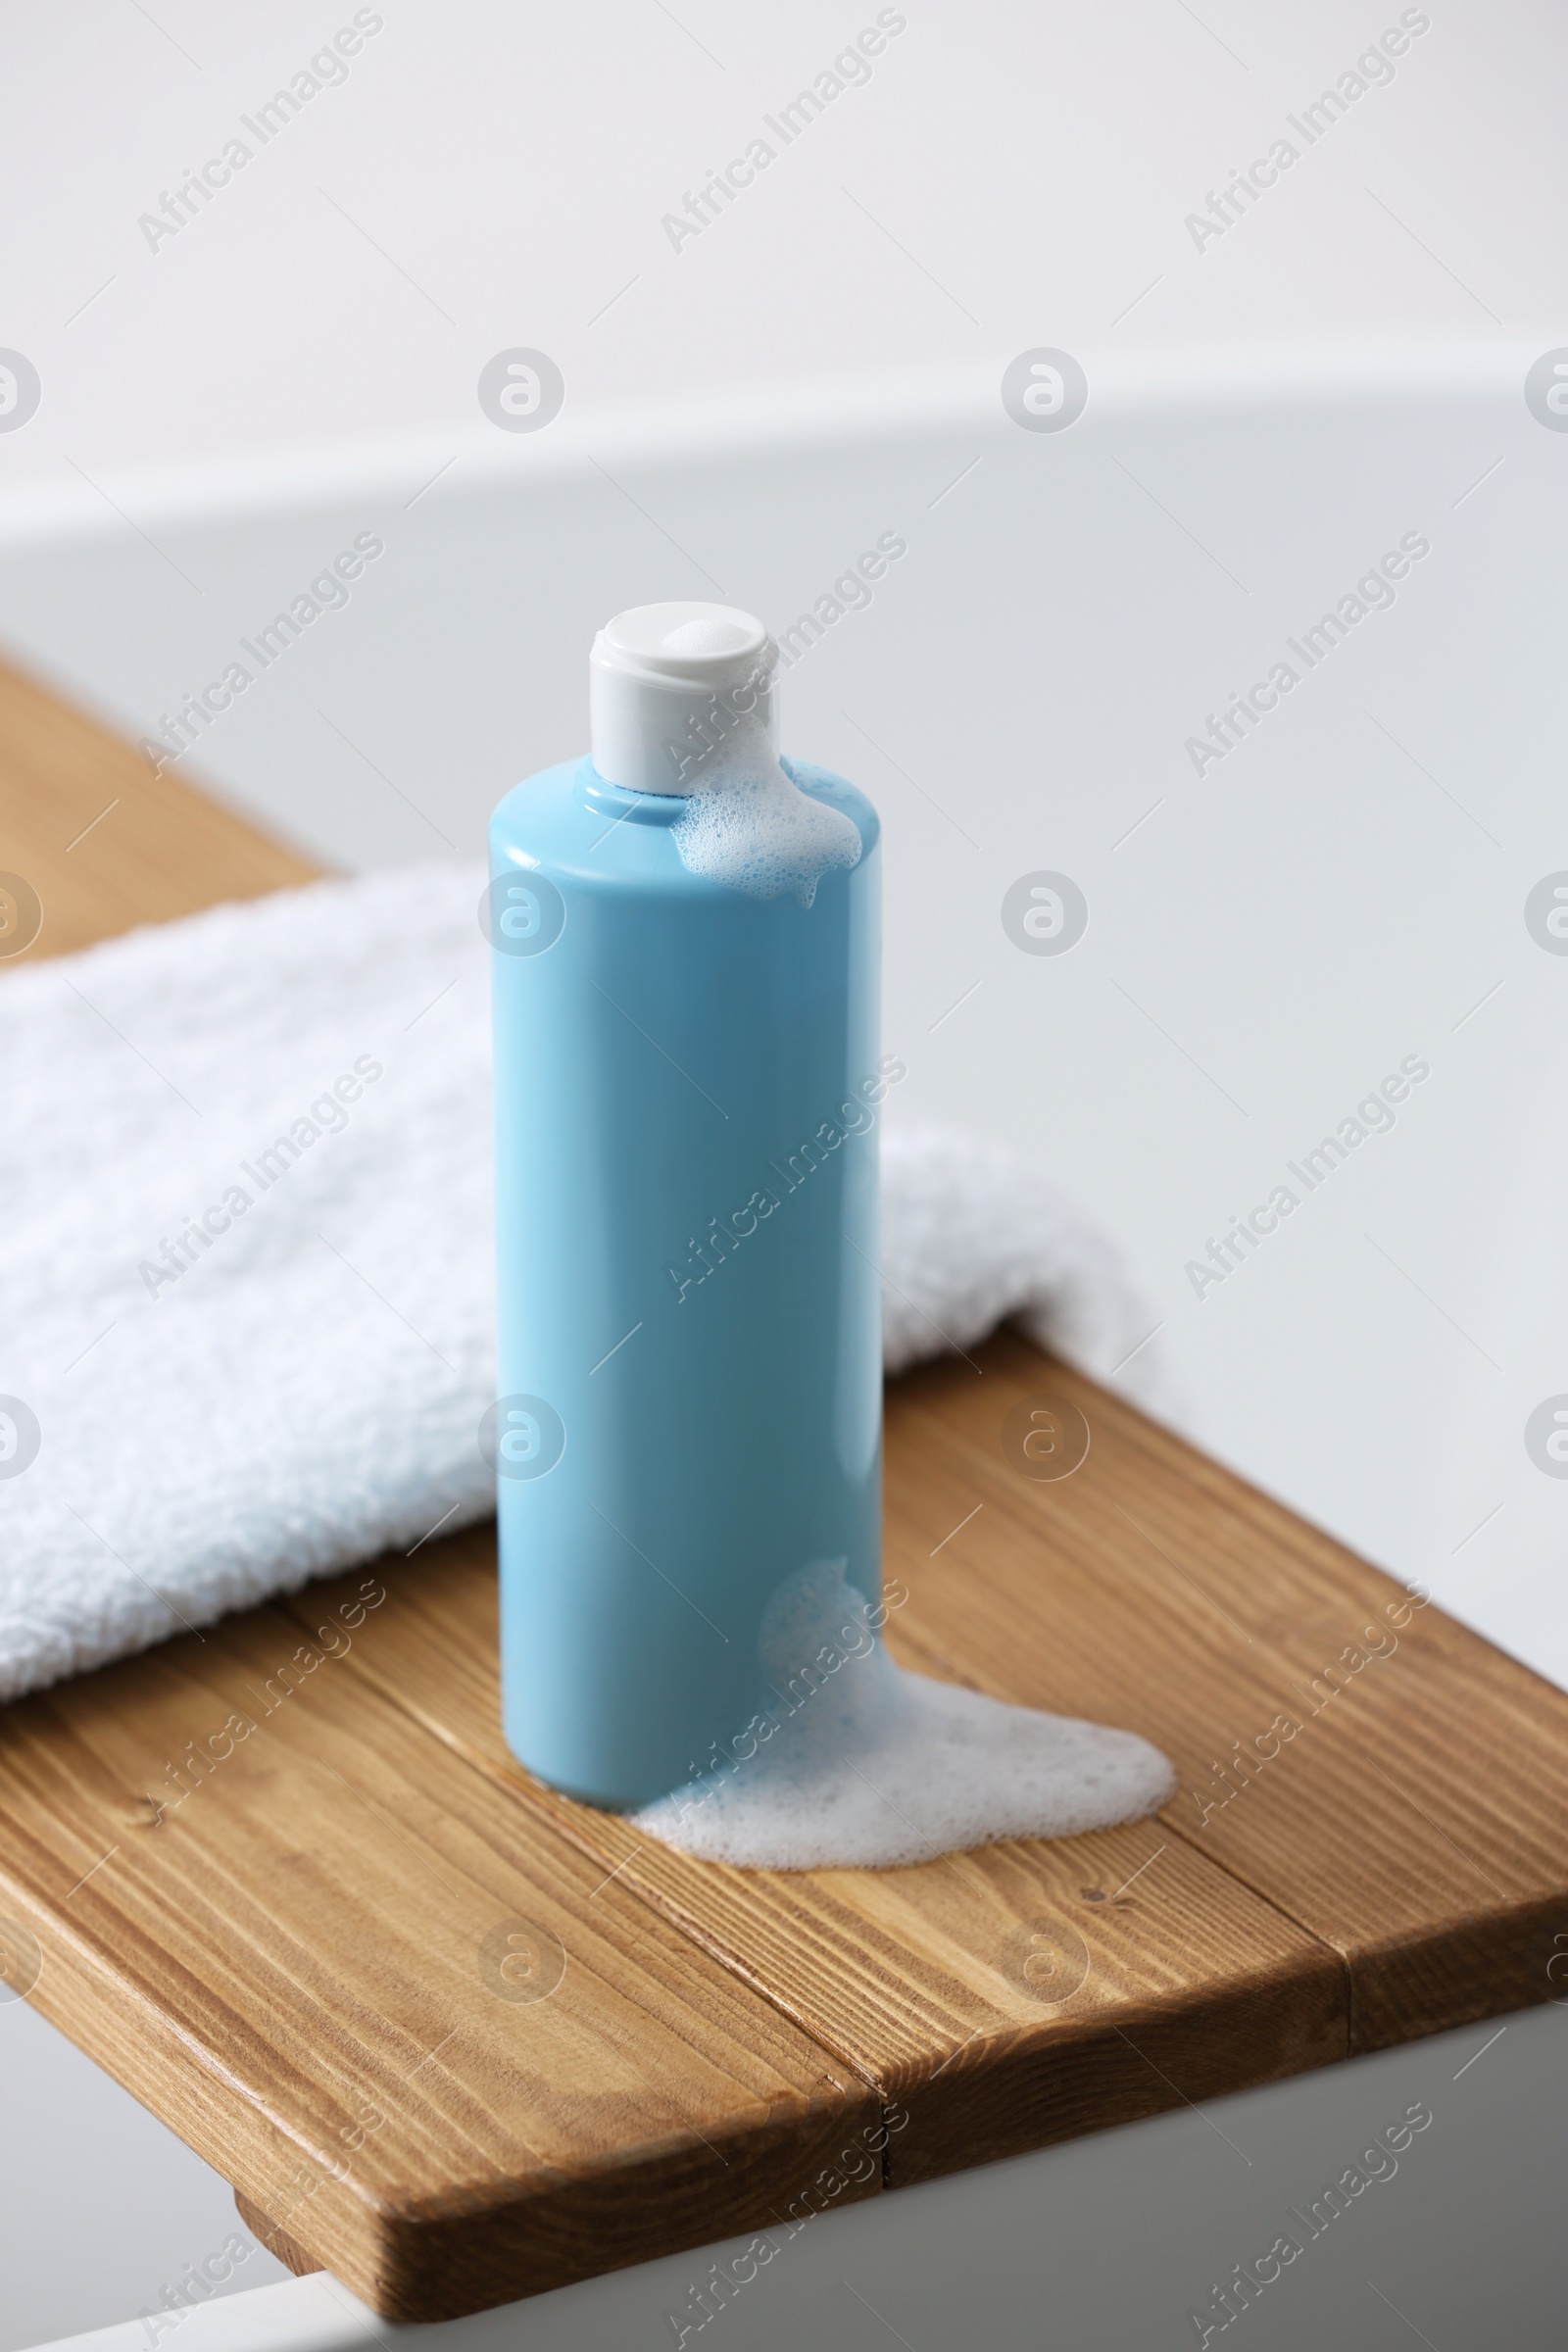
top-left (634, 1560), bottom-right (1174, 1869)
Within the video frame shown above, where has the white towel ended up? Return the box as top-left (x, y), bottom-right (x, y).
top-left (0, 868), bottom-right (1163, 1705)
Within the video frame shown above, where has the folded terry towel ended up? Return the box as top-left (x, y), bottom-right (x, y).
top-left (0, 868), bottom-right (1163, 1705)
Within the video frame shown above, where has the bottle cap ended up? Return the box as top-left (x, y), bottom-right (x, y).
top-left (589, 602), bottom-right (779, 795)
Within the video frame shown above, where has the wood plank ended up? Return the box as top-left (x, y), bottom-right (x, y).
top-left (884, 1333), bottom-right (1568, 2054)
top-left (233, 2195), bottom-right (323, 2278)
top-left (275, 1316), bottom-right (1568, 2181)
top-left (0, 1595), bottom-right (879, 2321)
top-left (281, 1534), bottom-right (1348, 2190)
top-left (5, 662), bottom-right (1561, 2315)
top-left (0, 654), bottom-right (317, 961)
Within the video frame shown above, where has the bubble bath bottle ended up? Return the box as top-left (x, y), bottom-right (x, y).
top-left (488, 604), bottom-right (888, 1807)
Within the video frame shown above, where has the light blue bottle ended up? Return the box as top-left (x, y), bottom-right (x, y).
top-left (488, 604), bottom-right (888, 1807)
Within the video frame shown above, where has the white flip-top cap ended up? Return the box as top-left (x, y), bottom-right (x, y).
top-left (589, 602), bottom-right (779, 795)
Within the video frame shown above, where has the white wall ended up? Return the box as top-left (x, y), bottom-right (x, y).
top-left (1, 0), bottom-right (1564, 499)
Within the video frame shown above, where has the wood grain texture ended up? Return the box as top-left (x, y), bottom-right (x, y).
top-left (3, 673), bottom-right (1563, 2313)
top-left (0, 1597), bottom-right (878, 2319)
top-left (0, 653), bottom-right (317, 960)
top-left (884, 1335), bottom-right (1568, 2055)
top-left (232, 2195), bottom-right (323, 2278)
top-left (294, 1535), bottom-right (1348, 2191)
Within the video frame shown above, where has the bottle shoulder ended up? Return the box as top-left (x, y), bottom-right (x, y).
top-left (489, 756), bottom-right (880, 887)
top-left (782, 757), bottom-right (881, 857)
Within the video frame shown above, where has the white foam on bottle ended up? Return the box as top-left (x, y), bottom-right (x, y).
top-left (670, 730), bottom-right (862, 906)
top-left (590, 602), bottom-right (862, 904)
top-left (634, 1561), bottom-right (1175, 1871)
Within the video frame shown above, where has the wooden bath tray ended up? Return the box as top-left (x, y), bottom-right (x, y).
top-left (1, 657), bottom-right (1564, 2322)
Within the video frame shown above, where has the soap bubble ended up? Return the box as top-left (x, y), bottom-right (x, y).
top-left (634, 1558), bottom-right (1173, 1869)
top-left (672, 755), bottom-right (861, 907)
